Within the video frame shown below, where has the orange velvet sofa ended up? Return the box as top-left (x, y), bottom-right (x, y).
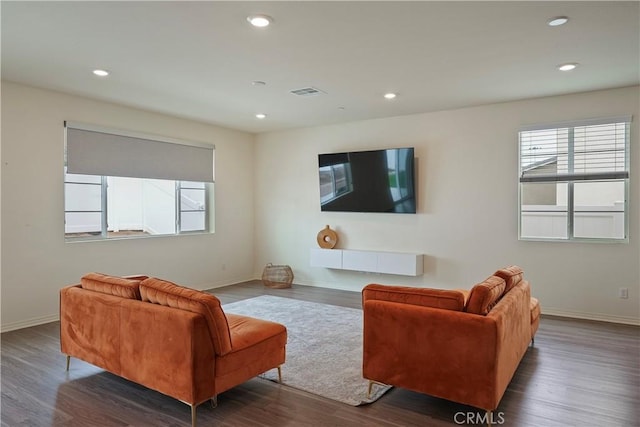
top-left (362, 266), bottom-right (540, 421)
top-left (60, 273), bottom-right (287, 427)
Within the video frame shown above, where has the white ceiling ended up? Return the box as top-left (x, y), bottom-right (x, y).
top-left (2, 1), bottom-right (638, 134)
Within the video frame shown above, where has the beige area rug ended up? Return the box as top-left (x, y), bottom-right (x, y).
top-left (223, 295), bottom-right (391, 406)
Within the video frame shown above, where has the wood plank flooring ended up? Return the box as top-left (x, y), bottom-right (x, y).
top-left (2, 281), bottom-right (639, 426)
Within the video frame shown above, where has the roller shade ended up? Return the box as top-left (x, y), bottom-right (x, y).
top-left (65, 122), bottom-right (214, 182)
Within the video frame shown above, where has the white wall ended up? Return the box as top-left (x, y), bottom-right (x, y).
top-left (254, 86), bottom-right (640, 325)
top-left (1, 81), bottom-right (256, 331)
top-left (2, 82), bottom-right (638, 330)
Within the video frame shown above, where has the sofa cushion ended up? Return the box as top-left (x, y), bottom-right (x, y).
top-left (363, 284), bottom-right (467, 311)
top-left (493, 265), bottom-right (524, 294)
top-left (139, 278), bottom-right (233, 356)
top-left (465, 276), bottom-right (506, 315)
top-left (80, 272), bottom-right (143, 300)
top-left (214, 313), bottom-right (287, 395)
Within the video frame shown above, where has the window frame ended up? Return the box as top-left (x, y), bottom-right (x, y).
top-left (518, 116), bottom-right (631, 243)
top-left (64, 172), bottom-right (212, 242)
top-left (64, 122), bottom-right (214, 242)
top-left (176, 180), bottom-right (210, 234)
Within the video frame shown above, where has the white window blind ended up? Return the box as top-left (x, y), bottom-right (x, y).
top-left (65, 122), bottom-right (215, 183)
top-left (519, 116), bottom-right (630, 183)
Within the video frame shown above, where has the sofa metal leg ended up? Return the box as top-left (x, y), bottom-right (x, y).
top-left (210, 395), bottom-right (218, 408)
top-left (65, 355), bottom-right (70, 371)
top-left (277, 366), bottom-right (282, 383)
top-left (366, 380), bottom-right (387, 399)
top-left (190, 404), bottom-right (196, 427)
top-left (486, 410), bottom-right (492, 427)
top-left (531, 336), bottom-right (535, 346)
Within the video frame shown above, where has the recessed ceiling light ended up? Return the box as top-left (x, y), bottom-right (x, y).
top-left (247, 15), bottom-right (273, 28)
top-left (384, 93), bottom-right (397, 100)
top-left (255, 113), bottom-right (267, 119)
top-left (548, 16), bottom-right (569, 27)
top-left (558, 63), bottom-right (578, 71)
top-left (92, 69), bottom-right (109, 77)
top-left (252, 80), bottom-right (266, 86)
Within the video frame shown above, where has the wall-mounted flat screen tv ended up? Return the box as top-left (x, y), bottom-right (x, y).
top-left (318, 147), bottom-right (416, 213)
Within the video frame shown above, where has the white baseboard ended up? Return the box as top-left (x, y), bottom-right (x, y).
top-left (3, 291), bottom-right (636, 332)
top-left (304, 281), bottom-right (640, 326)
top-left (1, 277), bottom-right (256, 333)
top-left (539, 308), bottom-right (639, 326)
top-left (200, 275), bottom-right (259, 290)
top-left (1, 313), bottom-right (59, 333)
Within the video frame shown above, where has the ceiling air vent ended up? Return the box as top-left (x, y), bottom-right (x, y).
top-left (290, 87), bottom-right (326, 97)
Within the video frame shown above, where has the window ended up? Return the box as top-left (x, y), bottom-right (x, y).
top-left (64, 122), bottom-right (214, 241)
top-left (179, 181), bottom-right (207, 232)
top-left (519, 116), bottom-right (630, 241)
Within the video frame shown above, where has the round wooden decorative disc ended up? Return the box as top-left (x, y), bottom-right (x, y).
top-left (317, 225), bottom-right (338, 249)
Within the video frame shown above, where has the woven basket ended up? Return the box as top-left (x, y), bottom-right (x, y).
top-left (262, 263), bottom-right (294, 289)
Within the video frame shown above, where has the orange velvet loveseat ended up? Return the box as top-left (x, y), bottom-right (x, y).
top-left (362, 266), bottom-right (539, 422)
top-left (60, 273), bottom-right (287, 427)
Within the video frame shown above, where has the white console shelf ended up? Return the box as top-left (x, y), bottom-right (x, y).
top-left (310, 248), bottom-right (423, 276)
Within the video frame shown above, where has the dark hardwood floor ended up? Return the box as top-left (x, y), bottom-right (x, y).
top-left (2, 281), bottom-right (639, 426)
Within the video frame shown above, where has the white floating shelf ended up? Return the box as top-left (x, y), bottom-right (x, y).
top-left (310, 248), bottom-right (423, 276)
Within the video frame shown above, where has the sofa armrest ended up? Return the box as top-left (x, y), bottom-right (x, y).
top-left (486, 280), bottom-right (532, 397)
top-left (119, 299), bottom-right (216, 405)
top-left (362, 283), bottom-right (468, 311)
top-left (60, 285), bottom-right (124, 374)
top-left (363, 280), bottom-right (532, 411)
top-left (363, 299), bottom-right (500, 410)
